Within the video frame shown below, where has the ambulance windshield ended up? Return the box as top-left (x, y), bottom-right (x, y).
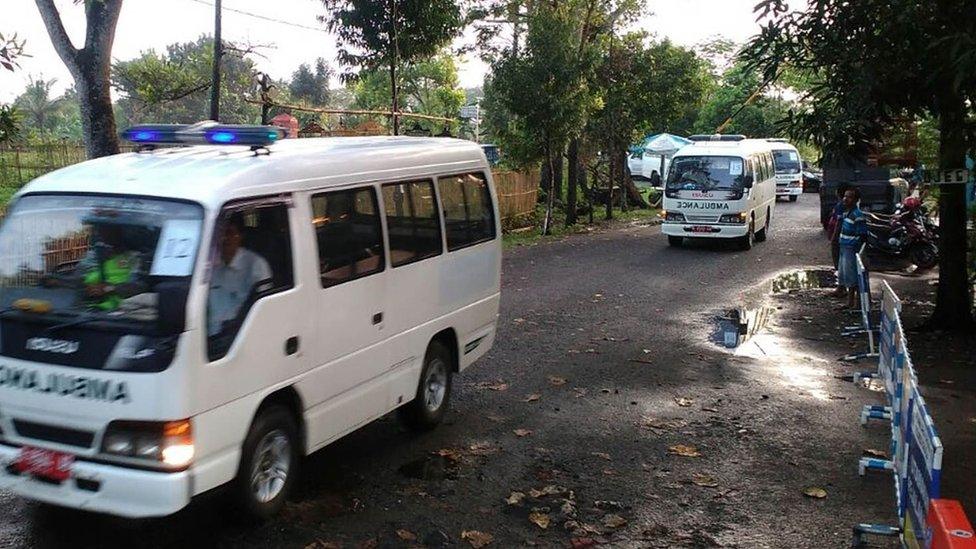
top-left (0, 194), bottom-right (202, 325)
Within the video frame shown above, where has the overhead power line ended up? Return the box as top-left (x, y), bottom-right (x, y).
top-left (186, 0), bottom-right (332, 34)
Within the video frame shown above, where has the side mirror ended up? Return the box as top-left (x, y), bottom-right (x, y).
top-left (742, 175), bottom-right (754, 188)
top-left (157, 280), bottom-right (189, 334)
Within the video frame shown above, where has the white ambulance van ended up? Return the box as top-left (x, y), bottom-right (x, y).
top-left (661, 135), bottom-right (777, 250)
top-left (0, 124), bottom-right (501, 518)
top-left (767, 139), bottom-right (803, 202)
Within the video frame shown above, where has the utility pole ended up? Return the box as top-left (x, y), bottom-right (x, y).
top-left (389, 0), bottom-right (400, 136)
top-left (209, 0), bottom-right (223, 122)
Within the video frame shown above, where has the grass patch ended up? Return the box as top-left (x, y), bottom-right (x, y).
top-left (503, 204), bottom-right (660, 249)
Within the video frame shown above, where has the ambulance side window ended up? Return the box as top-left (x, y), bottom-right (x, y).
top-left (206, 201), bottom-right (294, 361)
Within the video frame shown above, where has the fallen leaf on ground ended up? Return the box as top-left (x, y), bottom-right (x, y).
top-left (674, 397), bottom-right (694, 407)
top-left (668, 444), bottom-right (701, 457)
top-left (548, 376), bottom-right (568, 386)
top-left (506, 491), bottom-right (526, 505)
top-left (396, 529), bottom-right (417, 542)
top-left (591, 452), bottom-right (612, 461)
top-left (701, 407), bottom-right (718, 413)
top-left (528, 485), bottom-right (568, 498)
top-left (485, 382), bottom-right (508, 391)
top-left (863, 449), bottom-right (887, 458)
top-left (573, 387), bottom-right (588, 397)
top-left (513, 428), bottom-right (533, 437)
top-left (529, 512), bottom-right (551, 529)
top-left (602, 469), bottom-right (616, 476)
top-left (468, 442), bottom-right (497, 456)
top-left (461, 530), bottom-right (494, 548)
top-left (513, 318), bottom-right (525, 324)
top-left (570, 538), bottom-right (597, 548)
top-left (803, 487), bottom-right (828, 499)
top-left (436, 448), bottom-right (463, 462)
top-left (602, 514), bottom-right (628, 528)
top-left (628, 358), bottom-right (655, 365)
top-left (691, 474), bottom-right (719, 488)
top-left (523, 393), bottom-right (541, 402)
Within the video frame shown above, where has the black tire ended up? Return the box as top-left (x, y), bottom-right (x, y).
top-left (234, 406), bottom-right (300, 520)
top-left (667, 235), bottom-right (683, 247)
top-left (755, 210), bottom-right (770, 242)
top-left (739, 220), bottom-right (755, 251)
top-left (789, 195), bottom-right (798, 202)
top-left (909, 242), bottom-right (939, 270)
top-left (399, 340), bottom-right (454, 431)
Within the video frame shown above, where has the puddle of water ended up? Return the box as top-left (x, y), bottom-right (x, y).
top-left (398, 455), bottom-right (459, 482)
top-left (715, 270), bottom-right (836, 349)
top-left (770, 269), bottom-right (835, 293)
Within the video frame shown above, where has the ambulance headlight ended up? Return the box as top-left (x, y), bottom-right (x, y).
top-left (101, 419), bottom-right (193, 469)
top-left (719, 213), bottom-right (748, 224)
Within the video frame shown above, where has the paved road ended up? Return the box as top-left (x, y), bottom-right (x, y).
top-left (0, 196), bottom-right (893, 548)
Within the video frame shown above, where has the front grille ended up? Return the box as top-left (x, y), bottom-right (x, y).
top-left (685, 214), bottom-right (719, 223)
top-left (12, 420), bottom-right (95, 448)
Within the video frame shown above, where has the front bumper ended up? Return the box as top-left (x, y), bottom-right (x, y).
top-left (662, 222), bottom-right (748, 239)
top-left (0, 443), bottom-right (192, 518)
top-left (776, 184), bottom-right (802, 196)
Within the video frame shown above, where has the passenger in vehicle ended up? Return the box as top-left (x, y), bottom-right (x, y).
top-left (208, 213), bottom-right (272, 335)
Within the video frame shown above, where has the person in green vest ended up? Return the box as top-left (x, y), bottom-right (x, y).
top-left (81, 224), bottom-right (145, 311)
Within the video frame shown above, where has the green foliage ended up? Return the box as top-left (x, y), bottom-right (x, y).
top-left (112, 35), bottom-right (260, 125)
top-left (320, 0), bottom-right (465, 78)
top-left (692, 62), bottom-right (789, 138)
top-left (0, 32), bottom-right (27, 72)
top-left (288, 58), bottom-right (333, 106)
top-left (0, 104), bottom-right (21, 144)
top-left (483, 3), bottom-right (595, 165)
top-left (353, 52), bottom-right (466, 133)
top-left (13, 76), bottom-right (63, 133)
top-left (590, 34), bottom-right (710, 148)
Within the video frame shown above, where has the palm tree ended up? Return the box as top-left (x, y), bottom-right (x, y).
top-left (14, 76), bottom-right (62, 132)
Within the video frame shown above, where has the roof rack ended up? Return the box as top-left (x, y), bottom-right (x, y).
top-left (688, 134), bottom-right (747, 142)
top-left (121, 121), bottom-right (284, 153)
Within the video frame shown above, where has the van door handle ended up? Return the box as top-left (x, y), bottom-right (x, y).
top-left (372, 312), bottom-right (383, 325)
top-left (285, 336), bottom-right (299, 355)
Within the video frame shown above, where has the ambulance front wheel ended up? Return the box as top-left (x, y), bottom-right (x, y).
top-left (235, 405), bottom-right (300, 520)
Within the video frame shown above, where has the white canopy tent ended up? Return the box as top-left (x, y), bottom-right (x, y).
top-left (639, 133), bottom-right (693, 186)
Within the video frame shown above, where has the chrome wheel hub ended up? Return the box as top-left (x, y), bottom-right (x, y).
top-left (424, 358), bottom-right (448, 413)
top-left (250, 429), bottom-right (291, 504)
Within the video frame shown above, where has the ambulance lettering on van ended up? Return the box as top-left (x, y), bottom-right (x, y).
top-left (0, 365), bottom-right (130, 402)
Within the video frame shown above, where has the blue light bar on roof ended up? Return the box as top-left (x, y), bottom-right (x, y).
top-left (203, 125), bottom-right (283, 147)
top-left (121, 124), bottom-right (189, 144)
top-left (121, 123), bottom-right (285, 148)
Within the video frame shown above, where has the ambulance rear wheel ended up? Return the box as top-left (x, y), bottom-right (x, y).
top-left (668, 236), bottom-right (683, 247)
top-left (235, 406), bottom-right (300, 520)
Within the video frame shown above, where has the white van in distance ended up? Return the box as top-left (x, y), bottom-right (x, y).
top-left (0, 124), bottom-right (501, 518)
top-left (661, 134), bottom-right (777, 250)
top-left (767, 139), bottom-right (803, 202)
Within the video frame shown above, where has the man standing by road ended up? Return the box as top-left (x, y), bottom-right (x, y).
top-left (832, 187), bottom-right (867, 309)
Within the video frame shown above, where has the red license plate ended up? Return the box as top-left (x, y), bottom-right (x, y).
top-left (15, 447), bottom-right (74, 482)
top-left (690, 226), bottom-right (715, 233)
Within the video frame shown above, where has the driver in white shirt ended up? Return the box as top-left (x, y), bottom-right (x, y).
top-left (208, 213), bottom-right (272, 336)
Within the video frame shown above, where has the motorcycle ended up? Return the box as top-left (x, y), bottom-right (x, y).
top-left (864, 197), bottom-right (939, 270)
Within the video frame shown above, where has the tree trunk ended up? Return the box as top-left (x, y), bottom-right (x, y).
top-left (618, 150), bottom-right (629, 212)
top-left (209, 0), bottom-right (222, 122)
top-left (542, 145), bottom-right (556, 235)
top-left (389, 0), bottom-right (400, 136)
top-left (566, 138), bottom-right (580, 226)
top-left (552, 148), bottom-right (563, 204)
top-left (930, 100), bottom-right (974, 329)
top-left (605, 152), bottom-right (614, 220)
top-left (35, 0), bottom-right (122, 159)
top-left (76, 69), bottom-right (119, 159)
top-left (540, 161), bottom-right (552, 198)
